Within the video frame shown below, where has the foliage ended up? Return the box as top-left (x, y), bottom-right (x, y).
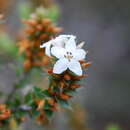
top-left (0, 33), bottom-right (17, 58)
top-left (18, 2), bottom-right (33, 19)
top-left (106, 124), bottom-right (122, 130)
top-left (0, 1), bottom-right (90, 129)
top-left (19, 2), bottom-right (60, 23)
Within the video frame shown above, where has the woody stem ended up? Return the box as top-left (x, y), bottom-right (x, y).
top-left (5, 72), bottom-right (29, 103)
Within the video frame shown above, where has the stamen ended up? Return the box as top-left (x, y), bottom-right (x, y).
top-left (64, 51), bottom-right (73, 62)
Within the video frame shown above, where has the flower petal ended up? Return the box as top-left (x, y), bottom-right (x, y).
top-left (68, 59), bottom-right (82, 76)
top-left (40, 41), bottom-right (51, 48)
top-left (65, 36), bottom-right (76, 51)
top-left (52, 35), bottom-right (72, 47)
top-left (52, 39), bottom-right (65, 47)
top-left (59, 34), bottom-right (76, 39)
top-left (77, 41), bottom-right (85, 49)
top-left (53, 58), bottom-right (68, 74)
top-left (73, 49), bottom-right (86, 60)
top-left (51, 47), bottom-right (66, 59)
top-left (40, 42), bottom-right (52, 57)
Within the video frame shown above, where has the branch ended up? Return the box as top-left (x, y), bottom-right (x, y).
top-left (5, 72), bottom-right (29, 103)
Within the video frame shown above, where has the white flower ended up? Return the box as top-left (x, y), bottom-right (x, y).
top-left (51, 36), bottom-right (86, 76)
top-left (40, 35), bottom-right (76, 57)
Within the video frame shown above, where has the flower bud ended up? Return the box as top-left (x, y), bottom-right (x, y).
top-left (71, 84), bottom-right (80, 89)
top-left (81, 61), bottom-right (92, 68)
top-left (36, 24), bottom-right (43, 31)
top-left (64, 74), bottom-right (71, 80)
top-left (52, 27), bottom-right (63, 33)
top-left (24, 60), bottom-right (31, 72)
top-left (47, 98), bottom-right (55, 106)
top-left (26, 19), bottom-right (37, 26)
top-left (35, 99), bottom-right (45, 111)
top-left (60, 93), bottom-right (71, 100)
top-left (42, 18), bottom-right (51, 25)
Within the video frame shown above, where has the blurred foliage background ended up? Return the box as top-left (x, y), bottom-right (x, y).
top-left (0, 0), bottom-right (130, 130)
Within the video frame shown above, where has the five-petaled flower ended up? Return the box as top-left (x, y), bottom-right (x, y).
top-left (40, 35), bottom-right (76, 56)
top-left (51, 36), bottom-right (86, 76)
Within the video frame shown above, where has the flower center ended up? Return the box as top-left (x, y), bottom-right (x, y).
top-left (64, 52), bottom-right (73, 62)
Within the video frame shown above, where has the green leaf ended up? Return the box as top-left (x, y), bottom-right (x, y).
top-left (44, 110), bottom-right (53, 120)
top-left (64, 90), bottom-right (77, 96)
top-left (14, 110), bottom-right (27, 120)
top-left (31, 109), bottom-right (39, 117)
top-left (42, 90), bottom-right (51, 97)
top-left (34, 87), bottom-right (42, 93)
top-left (57, 99), bottom-right (72, 110)
top-left (25, 93), bottom-right (33, 105)
top-left (33, 87), bottom-right (44, 99)
top-left (6, 93), bottom-right (22, 108)
top-left (44, 100), bottom-right (51, 110)
top-left (53, 86), bottom-right (60, 93)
